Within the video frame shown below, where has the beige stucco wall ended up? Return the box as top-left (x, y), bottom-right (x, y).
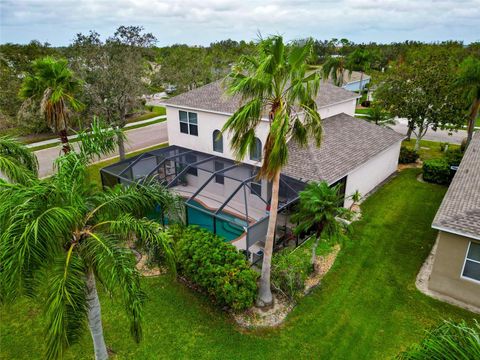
top-left (428, 231), bottom-right (480, 307)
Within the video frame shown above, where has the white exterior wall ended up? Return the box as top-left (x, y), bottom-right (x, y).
top-left (343, 140), bottom-right (402, 208)
top-left (318, 99), bottom-right (356, 118)
top-left (166, 98), bottom-right (356, 164)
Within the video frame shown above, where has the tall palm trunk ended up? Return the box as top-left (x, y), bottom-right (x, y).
top-left (257, 170), bottom-right (280, 307)
top-left (466, 98), bottom-right (480, 146)
top-left (86, 271), bottom-right (109, 360)
top-left (311, 234), bottom-right (321, 272)
top-left (59, 129), bottom-right (70, 154)
top-left (357, 71), bottom-right (364, 105)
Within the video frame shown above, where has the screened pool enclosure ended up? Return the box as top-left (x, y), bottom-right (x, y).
top-left (100, 146), bottom-right (306, 260)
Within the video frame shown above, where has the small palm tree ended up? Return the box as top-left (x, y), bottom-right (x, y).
top-left (19, 57), bottom-right (83, 154)
top-left (322, 56), bottom-right (346, 87)
top-left (456, 56), bottom-right (480, 146)
top-left (0, 136), bottom-right (38, 183)
top-left (346, 49), bottom-right (371, 102)
top-left (291, 181), bottom-right (351, 271)
top-left (0, 123), bottom-right (183, 360)
top-left (366, 105), bottom-right (395, 126)
top-left (223, 36), bottom-right (322, 307)
top-left (349, 189), bottom-right (362, 211)
top-left (397, 320), bottom-right (480, 360)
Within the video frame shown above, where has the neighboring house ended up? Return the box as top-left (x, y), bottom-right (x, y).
top-left (428, 132), bottom-right (480, 307)
top-left (341, 70), bottom-right (371, 92)
top-left (100, 79), bottom-right (403, 257)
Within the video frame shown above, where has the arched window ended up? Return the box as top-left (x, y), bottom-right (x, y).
top-left (212, 130), bottom-right (223, 153)
top-left (250, 137), bottom-right (262, 161)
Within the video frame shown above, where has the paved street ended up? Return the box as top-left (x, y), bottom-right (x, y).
top-left (389, 117), bottom-right (467, 144)
top-left (36, 121), bottom-right (168, 178)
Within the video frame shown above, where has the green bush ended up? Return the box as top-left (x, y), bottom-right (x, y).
top-left (271, 247), bottom-right (311, 301)
top-left (422, 159), bottom-right (452, 185)
top-left (399, 146), bottom-right (419, 164)
top-left (173, 226), bottom-right (258, 311)
top-left (445, 148), bottom-right (464, 167)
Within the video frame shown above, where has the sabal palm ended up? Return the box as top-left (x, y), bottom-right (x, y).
top-left (0, 136), bottom-right (38, 183)
top-left (223, 36), bottom-right (322, 307)
top-left (457, 56), bottom-right (480, 146)
top-left (19, 57), bottom-right (83, 153)
top-left (291, 181), bottom-right (350, 270)
top-left (0, 123), bottom-right (182, 360)
top-left (346, 49), bottom-right (371, 101)
top-left (322, 56), bottom-right (346, 87)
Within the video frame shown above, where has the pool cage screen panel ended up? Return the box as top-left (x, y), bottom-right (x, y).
top-left (100, 145), bottom-right (307, 256)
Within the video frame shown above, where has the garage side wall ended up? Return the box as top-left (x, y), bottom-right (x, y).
top-left (428, 231), bottom-right (480, 307)
top-left (343, 140), bottom-right (402, 208)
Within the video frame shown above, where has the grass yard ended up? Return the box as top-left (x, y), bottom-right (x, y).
top-left (1, 169), bottom-right (478, 359)
top-left (86, 142), bottom-right (169, 187)
top-left (402, 138), bottom-right (460, 161)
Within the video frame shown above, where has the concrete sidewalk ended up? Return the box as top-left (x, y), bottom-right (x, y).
top-left (36, 121), bottom-right (168, 178)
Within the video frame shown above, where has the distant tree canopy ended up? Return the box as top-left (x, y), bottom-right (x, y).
top-left (1, 34), bottom-right (478, 138)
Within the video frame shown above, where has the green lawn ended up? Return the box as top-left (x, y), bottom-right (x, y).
top-left (1, 169), bottom-right (478, 359)
top-left (86, 142), bottom-right (169, 187)
top-left (402, 139), bottom-right (460, 161)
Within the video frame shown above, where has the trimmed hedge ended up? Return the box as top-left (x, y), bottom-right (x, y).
top-left (422, 159), bottom-right (452, 185)
top-left (399, 146), bottom-right (419, 164)
top-left (172, 226), bottom-right (258, 311)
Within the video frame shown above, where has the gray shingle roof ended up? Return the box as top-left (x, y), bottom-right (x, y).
top-left (432, 132), bottom-right (480, 239)
top-left (163, 80), bottom-right (358, 114)
top-left (283, 113), bottom-right (404, 184)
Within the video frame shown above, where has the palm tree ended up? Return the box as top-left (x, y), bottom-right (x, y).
top-left (0, 123), bottom-right (183, 360)
top-left (346, 49), bottom-right (371, 103)
top-left (222, 36), bottom-right (323, 307)
top-left (397, 320), bottom-right (480, 360)
top-left (457, 56), bottom-right (480, 146)
top-left (322, 56), bottom-right (346, 87)
top-left (19, 57), bottom-right (83, 154)
top-left (0, 136), bottom-right (38, 183)
top-left (291, 181), bottom-right (351, 271)
top-left (365, 105), bottom-right (395, 126)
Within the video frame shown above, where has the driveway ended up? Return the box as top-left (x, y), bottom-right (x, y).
top-left (390, 118), bottom-right (467, 144)
top-left (36, 121), bottom-right (168, 178)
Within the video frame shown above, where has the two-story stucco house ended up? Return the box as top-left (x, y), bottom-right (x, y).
top-left (100, 80), bottom-right (403, 258)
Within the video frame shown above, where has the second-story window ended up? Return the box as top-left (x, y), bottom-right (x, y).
top-left (250, 137), bottom-right (262, 161)
top-left (179, 110), bottom-right (198, 136)
top-left (212, 130), bottom-right (223, 153)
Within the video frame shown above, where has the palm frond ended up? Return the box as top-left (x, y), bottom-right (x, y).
top-left (44, 252), bottom-right (88, 360)
top-left (0, 136), bottom-right (38, 176)
top-left (80, 231), bottom-right (145, 343)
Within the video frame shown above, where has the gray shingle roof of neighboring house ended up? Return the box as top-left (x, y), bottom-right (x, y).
top-left (341, 70), bottom-right (371, 86)
top-left (162, 80), bottom-right (358, 115)
top-left (432, 132), bottom-right (480, 240)
top-left (283, 113), bottom-right (404, 184)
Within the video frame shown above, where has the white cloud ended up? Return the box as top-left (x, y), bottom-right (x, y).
top-left (0, 0), bottom-right (479, 45)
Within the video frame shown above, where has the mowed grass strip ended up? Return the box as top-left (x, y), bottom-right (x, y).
top-left (1, 169), bottom-right (478, 359)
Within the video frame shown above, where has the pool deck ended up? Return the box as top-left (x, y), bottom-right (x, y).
top-left (172, 184), bottom-right (268, 222)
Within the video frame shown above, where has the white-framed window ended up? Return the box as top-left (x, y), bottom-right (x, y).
top-left (179, 110), bottom-right (198, 136)
top-left (461, 241), bottom-right (480, 283)
top-left (213, 130), bottom-right (223, 153)
top-left (250, 137), bottom-right (262, 161)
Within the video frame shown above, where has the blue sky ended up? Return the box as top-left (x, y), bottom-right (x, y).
top-left (1, 0), bottom-right (479, 46)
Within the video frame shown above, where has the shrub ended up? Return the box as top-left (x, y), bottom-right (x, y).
top-left (422, 159), bottom-right (452, 185)
top-left (399, 146), bottom-right (419, 164)
top-left (271, 247), bottom-right (311, 301)
top-left (361, 100), bottom-right (371, 107)
top-left (173, 226), bottom-right (258, 311)
top-left (445, 148), bottom-right (464, 167)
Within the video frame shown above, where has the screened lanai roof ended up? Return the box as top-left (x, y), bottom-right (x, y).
top-left (100, 145), bottom-right (306, 220)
